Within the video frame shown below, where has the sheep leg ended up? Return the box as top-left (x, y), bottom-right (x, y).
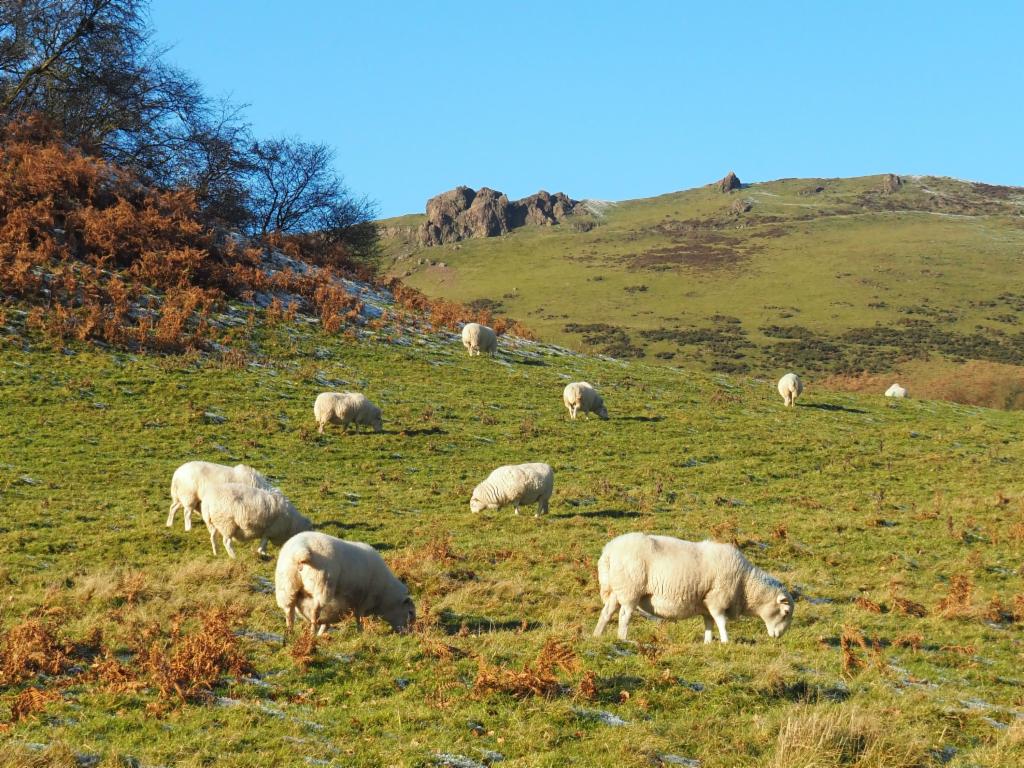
top-left (617, 603), bottom-right (635, 641)
top-left (703, 615), bottom-right (715, 644)
top-left (167, 500), bottom-right (180, 527)
top-left (223, 536), bottom-right (237, 560)
top-left (354, 615), bottom-right (363, 632)
top-left (316, 623), bottom-right (327, 637)
top-left (513, 505), bottom-right (520, 516)
top-left (284, 606), bottom-right (295, 631)
top-left (183, 506), bottom-right (193, 532)
top-left (593, 594), bottom-right (620, 637)
top-left (310, 604), bottom-right (320, 637)
top-left (536, 498), bottom-right (549, 517)
top-left (711, 612), bottom-right (729, 643)
top-left (257, 538), bottom-right (269, 557)
top-left (207, 522), bottom-right (218, 555)
top-left (317, 423), bottom-right (324, 435)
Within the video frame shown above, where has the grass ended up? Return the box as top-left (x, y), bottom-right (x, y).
top-left (380, 174), bottom-right (1024, 406)
top-left (1, 317), bottom-right (1023, 767)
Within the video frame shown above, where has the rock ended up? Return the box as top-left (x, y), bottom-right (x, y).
top-left (418, 186), bottom-right (578, 245)
top-left (203, 411), bottom-right (227, 424)
top-left (715, 171), bottom-right (741, 192)
top-left (882, 173), bottom-right (902, 193)
top-left (730, 198), bottom-right (752, 214)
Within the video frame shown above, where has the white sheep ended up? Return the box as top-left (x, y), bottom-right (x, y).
top-left (593, 532), bottom-right (794, 643)
top-left (167, 461), bottom-right (272, 532)
top-left (777, 372), bottom-right (803, 407)
top-left (470, 462), bottom-right (554, 517)
top-left (563, 382), bottom-right (608, 420)
top-left (885, 383), bottom-right (908, 398)
top-left (314, 392), bottom-right (383, 434)
top-left (275, 531), bottom-right (415, 636)
top-left (461, 322), bottom-right (497, 356)
top-left (201, 483), bottom-right (313, 559)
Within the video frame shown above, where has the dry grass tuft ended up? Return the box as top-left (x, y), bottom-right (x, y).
top-left (769, 707), bottom-right (928, 768)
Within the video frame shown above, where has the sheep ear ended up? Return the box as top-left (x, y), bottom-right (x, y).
top-left (777, 594), bottom-right (790, 605)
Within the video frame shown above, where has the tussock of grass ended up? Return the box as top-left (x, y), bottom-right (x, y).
top-left (769, 707), bottom-right (929, 768)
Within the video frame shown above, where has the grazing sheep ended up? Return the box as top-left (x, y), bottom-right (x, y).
top-left (314, 392), bottom-right (383, 434)
top-left (275, 531), bottom-right (415, 636)
top-left (461, 322), bottom-right (497, 356)
top-left (563, 382), bottom-right (609, 420)
top-left (202, 483), bottom-right (313, 559)
top-left (885, 383), bottom-right (908, 398)
top-left (470, 462), bottom-right (554, 517)
top-left (167, 461), bottom-right (272, 532)
top-left (593, 533), bottom-right (794, 643)
top-left (777, 372), bottom-right (803, 407)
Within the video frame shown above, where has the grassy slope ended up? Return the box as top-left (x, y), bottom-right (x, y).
top-left (381, 175), bottom-right (1024, 397)
top-left (1, 322), bottom-right (1023, 767)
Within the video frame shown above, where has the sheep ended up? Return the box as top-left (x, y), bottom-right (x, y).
top-left (470, 462), bottom-right (554, 517)
top-left (777, 372), bottom-right (803, 407)
top-left (275, 531), bottom-right (415, 636)
top-left (314, 392), bottom-right (383, 434)
top-left (461, 322), bottom-right (497, 356)
top-left (593, 532), bottom-right (794, 643)
top-left (201, 483), bottom-right (313, 559)
top-left (885, 383), bottom-right (908, 398)
top-left (563, 382), bottom-right (608, 420)
top-left (167, 461), bottom-right (272, 532)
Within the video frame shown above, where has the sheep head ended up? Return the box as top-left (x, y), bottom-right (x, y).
top-left (758, 591), bottom-right (794, 639)
top-left (379, 594), bottom-right (416, 633)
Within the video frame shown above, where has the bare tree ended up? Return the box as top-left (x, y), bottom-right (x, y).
top-left (246, 137), bottom-right (377, 254)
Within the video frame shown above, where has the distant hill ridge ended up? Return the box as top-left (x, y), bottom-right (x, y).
top-left (380, 171), bottom-right (1024, 408)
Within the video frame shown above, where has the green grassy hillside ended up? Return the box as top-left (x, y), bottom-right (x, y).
top-left (382, 175), bottom-right (1024, 407)
top-left (2, 321), bottom-right (1023, 767)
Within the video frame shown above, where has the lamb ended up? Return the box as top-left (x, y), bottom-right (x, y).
top-left (777, 372), bottom-right (803, 407)
top-left (201, 483), bottom-right (313, 559)
top-left (314, 392), bottom-right (383, 434)
top-left (167, 461), bottom-right (272, 532)
top-left (563, 382), bottom-right (609, 420)
top-left (593, 532), bottom-right (794, 643)
top-left (470, 462), bottom-right (554, 517)
top-left (461, 322), bottom-right (497, 356)
top-left (885, 383), bottom-right (908, 398)
top-left (275, 531), bottom-right (415, 636)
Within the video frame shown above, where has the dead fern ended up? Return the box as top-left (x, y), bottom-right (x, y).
top-left (141, 608), bottom-right (250, 702)
top-left (936, 574), bottom-right (974, 619)
top-left (0, 618), bottom-right (73, 685)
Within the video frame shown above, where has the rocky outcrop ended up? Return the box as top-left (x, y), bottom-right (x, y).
top-left (418, 186), bottom-right (578, 245)
top-left (881, 173), bottom-right (903, 193)
top-left (716, 171), bottom-right (742, 192)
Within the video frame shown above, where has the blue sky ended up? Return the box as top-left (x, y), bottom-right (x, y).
top-left (150, 1), bottom-right (1023, 218)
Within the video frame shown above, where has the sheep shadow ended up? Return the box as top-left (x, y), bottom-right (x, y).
top-left (317, 520), bottom-right (381, 534)
top-left (437, 609), bottom-right (540, 636)
top-left (617, 415), bottom-right (664, 422)
top-left (556, 509), bottom-right (642, 520)
top-left (506, 356), bottom-right (546, 367)
top-left (796, 402), bottom-right (866, 414)
top-left (398, 427), bottom-right (448, 437)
